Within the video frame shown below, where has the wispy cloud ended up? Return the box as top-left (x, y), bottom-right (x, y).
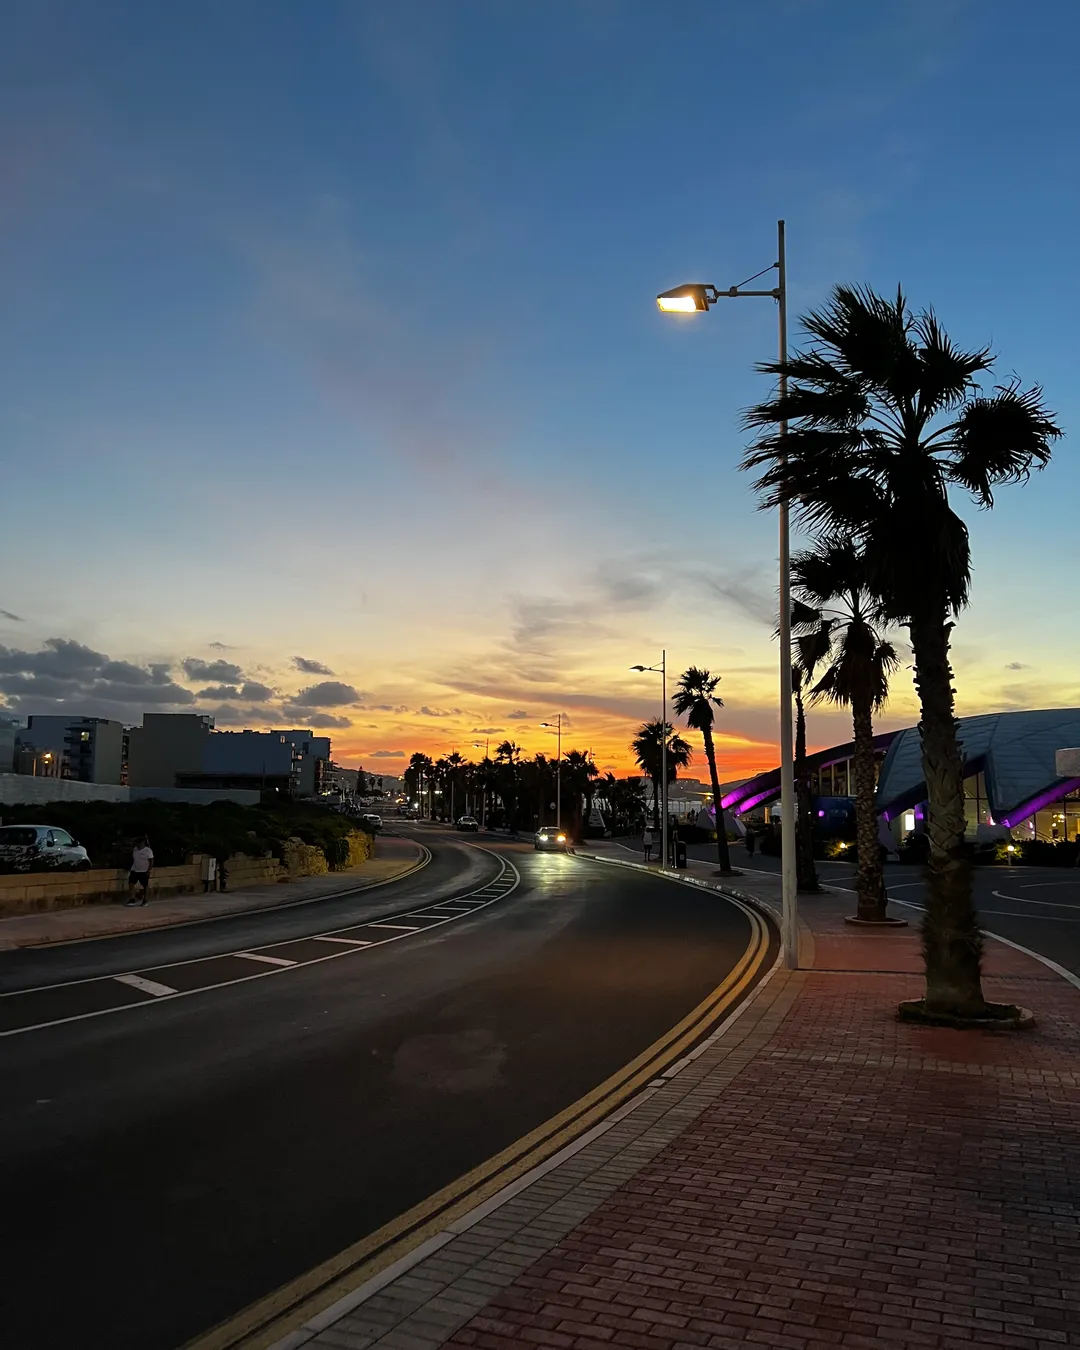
top-left (294, 656), bottom-right (334, 675)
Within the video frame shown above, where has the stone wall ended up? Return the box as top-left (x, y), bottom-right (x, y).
top-left (0, 833), bottom-right (369, 916)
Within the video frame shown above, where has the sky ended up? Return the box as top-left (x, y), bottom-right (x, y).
top-left (2, 0), bottom-right (1077, 781)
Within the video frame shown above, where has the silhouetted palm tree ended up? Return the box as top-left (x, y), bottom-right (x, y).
top-left (562, 749), bottom-right (598, 840)
top-left (792, 538), bottom-right (899, 923)
top-left (631, 720), bottom-right (692, 830)
top-left (672, 667), bottom-right (733, 874)
top-left (745, 285), bottom-right (1061, 1018)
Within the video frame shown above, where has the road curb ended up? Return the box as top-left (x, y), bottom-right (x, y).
top-left (1, 841), bottom-right (431, 951)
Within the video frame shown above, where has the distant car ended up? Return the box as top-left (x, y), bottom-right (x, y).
top-left (534, 825), bottom-right (569, 852)
top-left (361, 813), bottom-right (383, 832)
top-left (456, 815), bottom-right (480, 832)
top-left (0, 825), bottom-right (92, 872)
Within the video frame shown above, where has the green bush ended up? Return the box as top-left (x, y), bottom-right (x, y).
top-left (0, 799), bottom-right (370, 872)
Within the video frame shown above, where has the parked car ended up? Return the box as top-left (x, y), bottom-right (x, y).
top-left (456, 815), bottom-right (480, 832)
top-left (534, 825), bottom-right (569, 852)
top-left (361, 813), bottom-right (383, 832)
top-left (0, 825), bottom-right (92, 872)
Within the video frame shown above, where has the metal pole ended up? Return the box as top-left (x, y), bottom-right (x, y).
top-left (661, 650), bottom-right (668, 870)
top-left (776, 219), bottom-right (798, 968)
top-left (556, 716), bottom-right (562, 830)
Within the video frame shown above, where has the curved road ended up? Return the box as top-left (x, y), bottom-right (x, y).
top-left (0, 829), bottom-right (773, 1350)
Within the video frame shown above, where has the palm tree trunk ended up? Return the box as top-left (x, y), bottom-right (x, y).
top-left (651, 775), bottom-right (660, 831)
top-left (702, 728), bottom-right (732, 872)
top-left (909, 609), bottom-right (987, 1016)
top-left (850, 693), bottom-right (887, 921)
top-left (794, 688), bottom-right (820, 892)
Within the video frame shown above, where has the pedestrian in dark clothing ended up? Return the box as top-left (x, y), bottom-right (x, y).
top-left (745, 829), bottom-right (756, 858)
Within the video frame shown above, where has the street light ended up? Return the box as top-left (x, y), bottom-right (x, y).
top-left (631, 653), bottom-right (667, 870)
top-left (656, 221), bottom-right (797, 968)
top-left (472, 738), bottom-right (490, 828)
top-left (539, 716), bottom-right (562, 829)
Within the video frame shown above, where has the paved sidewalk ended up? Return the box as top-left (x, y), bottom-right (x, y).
top-left (282, 852), bottom-right (1080, 1350)
top-left (0, 836), bottom-right (424, 949)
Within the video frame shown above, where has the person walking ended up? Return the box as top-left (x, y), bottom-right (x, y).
top-left (745, 828), bottom-right (756, 859)
top-left (642, 827), bottom-right (654, 863)
top-left (126, 835), bottom-right (154, 906)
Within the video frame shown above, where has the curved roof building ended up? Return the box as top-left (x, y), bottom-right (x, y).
top-left (722, 708), bottom-right (1080, 833)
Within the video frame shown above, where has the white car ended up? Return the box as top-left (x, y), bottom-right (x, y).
top-left (361, 813), bottom-right (383, 832)
top-left (0, 824), bottom-right (92, 872)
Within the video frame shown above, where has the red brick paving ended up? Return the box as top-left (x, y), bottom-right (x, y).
top-left (447, 893), bottom-right (1080, 1349)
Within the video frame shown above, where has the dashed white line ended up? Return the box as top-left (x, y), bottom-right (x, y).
top-left (365, 922), bottom-right (420, 932)
top-left (113, 973), bottom-right (177, 998)
top-left (314, 937), bottom-right (374, 947)
top-left (2, 848), bottom-right (521, 1038)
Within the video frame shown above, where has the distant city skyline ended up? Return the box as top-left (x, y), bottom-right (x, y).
top-left (2, 1), bottom-right (1076, 777)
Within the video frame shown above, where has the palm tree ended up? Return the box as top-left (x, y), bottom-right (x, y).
top-left (744, 285), bottom-right (1061, 1019)
top-left (791, 665), bottom-right (821, 893)
top-left (562, 750), bottom-right (598, 840)
top-left (672, 667), bottom-right (733, 874)
top-left (494, 741), bottom-right (522, 830)
top-left (791, 538), bottom-right (899, 923)
top-left (631, 720), bottom-right (693, 830)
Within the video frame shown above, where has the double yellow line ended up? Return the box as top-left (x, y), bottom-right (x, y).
top-left (186, 893), bottom-right (773, 1350)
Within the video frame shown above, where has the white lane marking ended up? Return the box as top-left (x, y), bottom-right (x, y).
top-left (1, 852), bottom-right (521, 1038)
top-left (991, 890), bottom-right (1080, 909)
top-left (236, 952), bottom-right (297, 967)
top-left (314, 936), bottom-right (373, 947)
top-left (364, 922), bottom-right (419, 932)
top-left (888, 897), bottom-right (1080, 991)
top-left (113, 973), bottom-right (177, 998)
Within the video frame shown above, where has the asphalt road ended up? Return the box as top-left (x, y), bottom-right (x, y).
top-left (681, 840), bottom-right (1080, 977)
top-left (0, 830), bottom-right (768, 1350)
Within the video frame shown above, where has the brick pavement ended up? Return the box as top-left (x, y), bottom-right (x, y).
top-left (289, 860), bottom-right (1080, 1350)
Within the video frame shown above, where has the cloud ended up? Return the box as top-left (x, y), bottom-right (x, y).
top-left (182, 657), bottom-right (245, 683)
top-left (197, 684), bottom-right (242, 700)
top-left (208, 641), bottom-right (235, 650)
top-left (293, 656), bottom-right (335, 675)
top-left (288, 681), bottom-right (363, 707)
top-left (240, 681), bottom-right (275, 702)
top-left (367, 749), bottom-right (406, 758)
top-left (0, 609), bottom-right (22, 622)
top-left (0, 637), bottom-right (195, 716)
top-left (507, 710), bottom-right (530, 720)
top-left (1005, 662), bottom-right (1028, 671)
top-left (417, 705), bottom-right (462, 718)
top-left (688, 567), bottom-right (777, 628)
top-left (472, 726), bottom-right (503, 734)
top-left (288, 711), bottom-right (352, 728)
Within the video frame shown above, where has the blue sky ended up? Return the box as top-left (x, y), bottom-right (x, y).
top-left (1, 0), bottom-right (1076, 774)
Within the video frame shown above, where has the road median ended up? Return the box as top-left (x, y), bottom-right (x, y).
top-left (0, 837), bottom-right (429, 950)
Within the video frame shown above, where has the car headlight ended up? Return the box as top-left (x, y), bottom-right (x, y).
top-left (557, 835), bottom-right (566, 842)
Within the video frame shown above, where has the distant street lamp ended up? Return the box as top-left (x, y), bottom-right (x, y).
top-left (539, 716), bottom-right (563, 829)
top-left (631, 653), bottom-right (667, 869)
top-left (473, 738), bottom-right (490, 828)
top-left (656, 221), bottom-right (797, 968)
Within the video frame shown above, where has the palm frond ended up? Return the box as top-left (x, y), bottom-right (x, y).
top-left (943, 380), bottom-right (1061, 506)
top-left (912, 309), bottom-right (993, 421)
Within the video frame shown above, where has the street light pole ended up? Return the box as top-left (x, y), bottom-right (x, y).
top-left (473, 738), bottom-right (490, 829)
top-left (656, 220), bottom-right (798, 965)
top-left (539, 716), bottom-right (562, 829)
top-left (775, 221), bottom-right (798, 968)
top-left (631, 655), bottom-right (667, 871)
